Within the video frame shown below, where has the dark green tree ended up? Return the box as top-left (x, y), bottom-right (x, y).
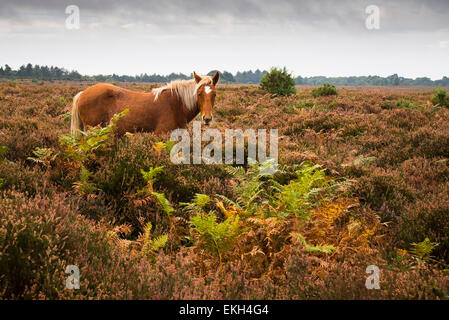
top-left (260, 67), bottom-right (296, 96)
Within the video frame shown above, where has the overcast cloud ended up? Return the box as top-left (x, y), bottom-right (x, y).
top-left (1, 0), bottom-right (448, 79)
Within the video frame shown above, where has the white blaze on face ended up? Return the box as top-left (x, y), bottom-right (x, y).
top-left (204, 86), bottom-right (212, 94)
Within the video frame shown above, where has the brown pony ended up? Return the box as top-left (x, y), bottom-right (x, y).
top-left (70, 71), bottom-right (219, 136)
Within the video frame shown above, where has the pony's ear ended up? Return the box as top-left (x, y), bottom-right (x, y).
top-left (193, 71), bottom-right (202, 83)
top-left (212, 71), bottom-right (220, 85)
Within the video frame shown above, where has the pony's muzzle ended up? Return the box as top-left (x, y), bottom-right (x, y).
top-left (202, 115), bottom-right (213, 126)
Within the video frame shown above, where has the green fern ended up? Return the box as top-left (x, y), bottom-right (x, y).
top-left (73, 165), bottom-right (100, 195)
top-left (59, 108), bottom-right (129, 163)
top-left (190, 212), bottom-right (240, 259)
top-left (410, 237), bottom-right (438, 261)
top-left (136, 166), bottom-right (174, 217)
top-left (222, 161), bottom-right (339, 220)
top-left (141, 222), bottom-right (168, 257)
top-left (180, 193), bottom-right (212, 215)
top-left (137, 166), bottom-right (164, 194)
top-left (27, 147), bottom-right (59, 167)
top-left (150, 235), bottom-right (168, 251)
top-left (271, 163), bottom-right (333, 219)
top-left (141, 166), bottom-right (164, 183)
top-left (292, 232), bottom-right (336, 254)
top-left (223, 164), bottom-right (264, 215)
top-left (151, 191), bottom-right (175, 217)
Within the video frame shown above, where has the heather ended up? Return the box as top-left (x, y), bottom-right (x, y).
top-left (0, 80), bottom-right (448, 299)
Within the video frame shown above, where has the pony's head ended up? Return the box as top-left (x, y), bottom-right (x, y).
top-left (194, 71), bottom-right (219, 126)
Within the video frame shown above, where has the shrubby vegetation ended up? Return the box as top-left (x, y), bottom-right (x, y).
top-left (0, 81), bottom-right (448, 299)
top-left (312, 83), bottom-right (338, 97)
top-left (431, 89), bottom-right (449, 107)
top-left (395, 99), bottom-right (424, 110)
top-left (260, 67), bottom-right (296, 96)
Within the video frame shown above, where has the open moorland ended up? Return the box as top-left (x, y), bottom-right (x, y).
top-left (1, 80), bottom-right (448, 299)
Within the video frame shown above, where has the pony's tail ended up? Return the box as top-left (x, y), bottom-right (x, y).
top-left (70, 91), bottom-right (84, 137)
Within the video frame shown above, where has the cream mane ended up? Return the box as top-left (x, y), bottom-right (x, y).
top-left (152, 76), bottom-right (213, 110)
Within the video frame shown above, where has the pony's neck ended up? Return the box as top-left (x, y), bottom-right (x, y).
top-left (181, 97), bottom-right (200, 124)
top-left (160, 90), bottom-right (199, 126)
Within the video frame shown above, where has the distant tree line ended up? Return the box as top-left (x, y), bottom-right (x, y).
top-left (1, 63), bottom-right (448, 86)
top-left (0, 64), bottom-right (83, 81)
top-left (295, 74), bottom-right (449, 86)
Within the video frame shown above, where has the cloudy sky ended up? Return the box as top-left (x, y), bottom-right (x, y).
top-left (1, 0), bottom-right (448, 79)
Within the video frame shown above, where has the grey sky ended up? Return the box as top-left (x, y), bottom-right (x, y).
top-left (1, 0), bottom-right (448, 79)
